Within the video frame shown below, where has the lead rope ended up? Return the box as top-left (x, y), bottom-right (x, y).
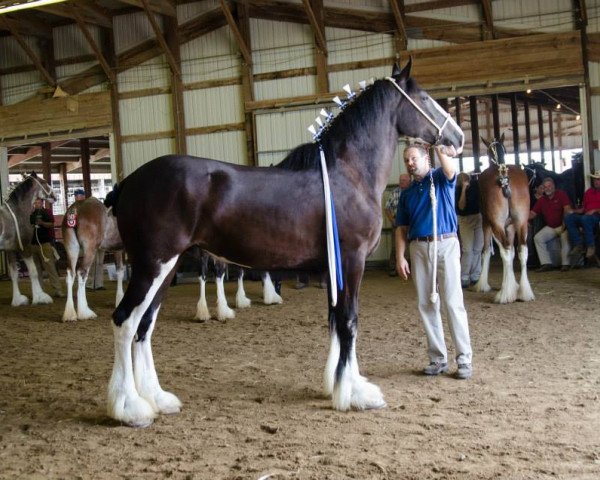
top-left (429, 169), bottom-right (439, 304)
top-left (34, 221), bottom-right (50, 262)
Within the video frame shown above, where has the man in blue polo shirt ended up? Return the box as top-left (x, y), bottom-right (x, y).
top-left (395, 143), bottom-right (473, 380)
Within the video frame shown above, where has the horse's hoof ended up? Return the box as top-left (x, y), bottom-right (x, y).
top-left (124, 418), bottom-right (154, 429)
top-left (11, 296), bottom-right (29, 307)
top-left (61, 316), bottom-right (77, 323)
top-left (362, 399), bottom-right (387, 410)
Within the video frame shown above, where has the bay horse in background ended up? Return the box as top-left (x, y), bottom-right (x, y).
top-left (183, 245), bottom-right (282, 322)
top-left (61, 197), bottom-right (125, 322)
top-left (104, 60), bottom-right (464, 427)
top-left (473, 134), bottom-right (534, 303)
top-left (0, 173), bottom-right (57, 306)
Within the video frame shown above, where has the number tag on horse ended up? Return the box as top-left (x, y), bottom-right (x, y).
top-left (66, 211), bottom-right (77, 228)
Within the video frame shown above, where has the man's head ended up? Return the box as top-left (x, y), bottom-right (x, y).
top-left (398, 173), bottom-right (411, 190)
top-left (74, 189), bottom-right (85, 201)
top-left (591, 171), bottom-right (600, 189)
top-left (403, 144), bottom-right (430, 180)
top-left (541, 177), bottom-right (556, 196)
top-left (33, 198), bottom-right (43, 210)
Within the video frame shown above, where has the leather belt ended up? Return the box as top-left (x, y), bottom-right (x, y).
top-left (411, 232), bottom-right (457, 242)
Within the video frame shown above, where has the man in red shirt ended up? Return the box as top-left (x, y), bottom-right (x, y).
top-left (529, 177), bottom-right (573, 272)
top-left (565, 171), bottom-right (600, 259)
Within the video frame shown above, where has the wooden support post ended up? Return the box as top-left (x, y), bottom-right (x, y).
top-left (524, 99), bottom-right (532, 164)
top-left (455, 96), bottom-right (463, 171)
top-left (548, 109), bottom-right (556, 171)
top-left (58, 162), bottom-right (68, 207)
top-left (80, 138), bottom-right (92, 197)
top-left (491, 94), bottom-right (500, 140)
top-left (41, 143), bottom-right (52, 181)
top-left (470, 96), bottom-right (480, 172)
top-left (309, 0), bottom-right (328, 94)
top-left (236, 2), bottom-right (257, 166)
top-left (165, 16), bottom-right (187, 154)
top-left (510, 93), bottom-right (520, 165)
top-left (537, 104), bottom-right (545, 164)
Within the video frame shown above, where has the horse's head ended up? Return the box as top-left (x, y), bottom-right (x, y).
top-left (28, 172), bottom-right (57, 204)
top-left (482, 133), bottom-right (506, 165)
top-left (389, 59), bottom-right (464, 155)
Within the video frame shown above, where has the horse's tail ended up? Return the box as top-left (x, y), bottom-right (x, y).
top-left (104, 184), bottom-right (120, 215)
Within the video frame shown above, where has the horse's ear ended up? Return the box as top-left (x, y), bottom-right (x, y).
top-left (30, 171), bottom-right (37, 178)
top-left (481, 136), bottom-right (490, 149)
top-left (392, 63), bottom-right (401, 76)
top-left (393, 56), bottom-right (412, 82)
top-left (500, 131), bottom-right (505, 144)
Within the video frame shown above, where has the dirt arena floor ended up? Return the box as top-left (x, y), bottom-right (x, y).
top-left (0, 265), bottom-right (599, 480)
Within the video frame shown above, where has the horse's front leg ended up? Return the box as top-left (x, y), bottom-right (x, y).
top-left (108, 256), bottom-right (179, 427)
top-left (194, 253), bottom-right (210, 322)
top-left (62, 234), bottom-right (80, 321)
top-left (325, 259), bottom-right (386, 411)
top-left (215, 262), bottom-right (234, 321)
top-left (76, 244), bottom-right (99, 320)
top-left (517, 233), bottom-right (535, 302)
top-left (114, 250), bottom-right (125, 306)
top-left (473, 226), bottom-right (492, 293)
top-left (7, 252), bottom-right (29, 306)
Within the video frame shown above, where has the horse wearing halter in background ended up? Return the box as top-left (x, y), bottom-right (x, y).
top-left (61, 197), bottom-right (125, 322)
top-left (103, 60), bottom-right (464, 427)
top-left (473, 134), bottom-right (534, 303)
top-left (0, 173), bottom-right (57, 306)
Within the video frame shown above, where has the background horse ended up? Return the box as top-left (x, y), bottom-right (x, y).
top-left (525, 152), bottom-right (584, 206)
top-left (104, 60), bottom-right (464, 427)
top-left (61, 197), bottom-right (125, 322)
top-left (0, 173), bottom-right (56, 306)
top-left (473, 134), bottom-right (534, 303)
top-left (183, 245), bottom-right (282, 322)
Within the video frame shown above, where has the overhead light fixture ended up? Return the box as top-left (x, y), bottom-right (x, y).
top-left (526, 89), bottom-right (532, 94)
top-left (576, 114), bottom-right (581, 121)
top-left (556, 103), bottom-right (561, 110)
top-left (0, 0), bottom-right (66, 15)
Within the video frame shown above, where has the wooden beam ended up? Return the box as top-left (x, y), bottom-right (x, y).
top-left (480, 0), bottom-right (495, 40)
top-left (510, 93), bottom-right (520, 165)
top-left (548, 109), bottom-right (556, 171)
top-left (38, 3), bottom-right (112, 29)
top-left (140, 0), bottom-right (181, 77)
top-left (491, 94), bottom-right (500, 139)
top-left (41, 143), bottom-right (52, 181)
top-left (118, 0), bottom-right (177, 17)
top-left (469, 96), bottom-right (480, 172)
top-left (537, 105), bottom-right (545, 157)
top-left (236, 1), bottom-right (257, 166)
top-left (524, 99), bottom-right (532, 163)
top-left (220, 0), bottom-right (252, 66)
top-left (309, 0), bottom-right (328, 94)
top-left (80, 138), bottom-right (92, 197)
top-left (390, 0), bottom-right (407, 52)
top-left (301, 0), bottom-right (327, 54)
top-left (0, 17), bottom-right (56, 87)
top-left (7, 141), bottom-right (70, 167)
top-left (164, 15), bottom-right (186, 154)
top-left (71, 7), bottom-right (115, 82)
top-left (403, 0), bottom-right (477, 13)
top-left (0, 14), bottom-right (52, 39)
top-left (58, 162), bottom-right (68, 207)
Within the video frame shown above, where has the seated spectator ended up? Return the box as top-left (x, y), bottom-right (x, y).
top-left (529, 177), bottom-right (572, 272)
top-left (564, 171), bottom-right (600, 260)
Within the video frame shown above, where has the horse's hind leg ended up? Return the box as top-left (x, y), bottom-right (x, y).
top-left (133, 269), bottom-right (182, 417)
top-left (62, 230), bottom-right (80, 321)
top-left (328, 257), bottom-right (386, 411)
top-left (262, 272), bottom-right (282, 305)
top-left (76, 241), bottom-right (99, 320)
top-left (215, 261), bottom-right (235, 321)
top-left (108, 255), bottom-right (179, 427)
top-left (494, 227), bottom-right (519, 304)
top-left (516, 224), bottom-right (535, 302)
top-left (22, 254), bottom-right (53, 305)
top-left (235, 268), bottom-right (251, 308)
top-left (473, 225), bottom-right (492, 293)
top-left (194, 251), bottom-right (210, 322)
top-left (114, 250), bottom-right (125, 306)
top-left (7, 252), bottom-right (29, 306)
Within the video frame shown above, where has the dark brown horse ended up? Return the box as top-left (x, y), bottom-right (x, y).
top-left (61, 197), bottom-right (124, 322)
top-left (104, 61), bottom-right (464, 427)
top-left (473, 134), bottom-right (534, 303)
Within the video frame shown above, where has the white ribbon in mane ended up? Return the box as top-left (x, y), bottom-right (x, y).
top-left (319, 146), bottom-right (338, 307)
